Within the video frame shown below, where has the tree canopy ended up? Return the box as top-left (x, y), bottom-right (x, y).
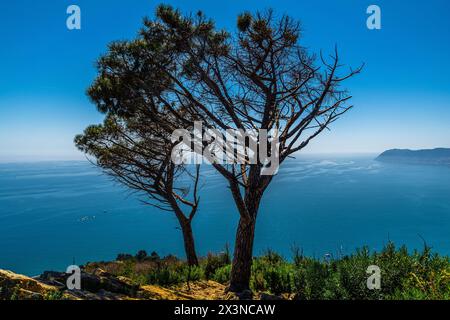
top-left (77, 4), bottom-right (361, 290)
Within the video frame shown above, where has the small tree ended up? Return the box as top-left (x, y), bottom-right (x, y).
top-left (82, 5), bottom-right (361, 291)
top-left (135, 250), bottom-right (148, 261)
top-left (75, 112), bottom-right (201, 266)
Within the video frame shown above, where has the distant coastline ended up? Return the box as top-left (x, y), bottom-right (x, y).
top-left (376, 148), bottom-right (450, 165)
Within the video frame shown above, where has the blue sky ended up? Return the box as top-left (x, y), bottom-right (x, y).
top-left (0, 0), bottom-right (449, 161)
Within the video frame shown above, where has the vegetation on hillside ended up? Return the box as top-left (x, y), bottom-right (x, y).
top-left (84, 242), bottom-right (450, 300)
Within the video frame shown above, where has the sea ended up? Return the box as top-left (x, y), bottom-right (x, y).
top-left (1, 155), bottom-right (449, 276)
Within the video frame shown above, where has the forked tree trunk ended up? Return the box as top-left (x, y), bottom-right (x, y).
top-left (180, 219), bottom-right (199, 266)
top-left (228, 215), bottom-right (257, 292)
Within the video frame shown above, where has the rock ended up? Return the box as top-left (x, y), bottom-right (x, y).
top-left (0, 268), bottom-right (139, 300)
top-left (37, 268), bottom-right (139, 296)
top-left (88, 268), bottom-right (139, 296)
top-left (36, 271), bottom-right (67, 288)
top-left (12, 288), bottom-right (44, 300)
top-left (259, 292), bottom-right (284, 300)
top-left (0, 269), bottom-right (60, 300)
top-left (1, 268), bottom-right (274, 301)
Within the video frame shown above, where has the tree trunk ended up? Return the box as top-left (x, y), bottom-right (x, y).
top-left (228, 216), bottom-right (257, 292)
top-left (180, 219), bottom-right (199, 266)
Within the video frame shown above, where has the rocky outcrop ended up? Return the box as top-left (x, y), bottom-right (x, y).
top-left (0, 268), bottom-right (233, 300)
top-left (36, 268), bottom-right (139, 297)
top-left (0, 269), bottom-right (60, 300)
top-left (1, 268), bottom-right (287, 300)
top-left (1, 268), bottom-right (139, 300)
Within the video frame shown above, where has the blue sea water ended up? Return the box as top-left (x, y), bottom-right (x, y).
top-left (1, 156), bottom-right (450, 276)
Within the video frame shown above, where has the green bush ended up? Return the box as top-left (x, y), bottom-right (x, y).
top-left (291, 242), bottom-right (450, 300)
top-left (212, 265), bottom-right (232, 284)
top-left (293, 258), bottom-right (329, 299)
top-left (146, 264), bottom-right (204, 286)
top-left (93, 244), bottom-right (449, 299)
top-left (44, 290), bottom-right (64, 300)
top-left (250, 251), bottom-right (295, 295)
top-left (204, 252), bottom-right (230, 280)
top-left (135, 250), bottom-right (148, 261)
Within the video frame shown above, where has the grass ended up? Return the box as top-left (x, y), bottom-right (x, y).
top-left (84, 242), bottom-right (450, 300)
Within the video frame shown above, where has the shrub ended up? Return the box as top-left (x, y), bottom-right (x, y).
top-left (250, 251), bottom-right (295, 295)
top-left (293, 258), bottom-right (329, 299)
top-left (90, 244), bottom-right (450, 299)
top-left (204, 251), bottom-right (230, 280)
top-left (116, 253), bottom-right (134, 261)
top-left (135, 250), bottom-right (148, 262)
top-left (212, 265), bottom-right (232, 284)
top-left (147, 251), bottom-right (161, 262)
top-left (44, 290), bottom-right (64, 300)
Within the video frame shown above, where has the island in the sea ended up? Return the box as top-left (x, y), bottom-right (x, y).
top-left (376, 148), bottom-right (450, 165)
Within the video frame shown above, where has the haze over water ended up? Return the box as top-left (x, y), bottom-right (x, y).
top-left (1, 155), bottom-right (449, 276)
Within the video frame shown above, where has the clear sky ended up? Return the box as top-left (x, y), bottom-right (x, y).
top-left (1, 0), bottom-right (449, 161)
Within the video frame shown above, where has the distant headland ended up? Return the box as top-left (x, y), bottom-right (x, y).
top-left (376, 148), bottom-right (450, 165)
